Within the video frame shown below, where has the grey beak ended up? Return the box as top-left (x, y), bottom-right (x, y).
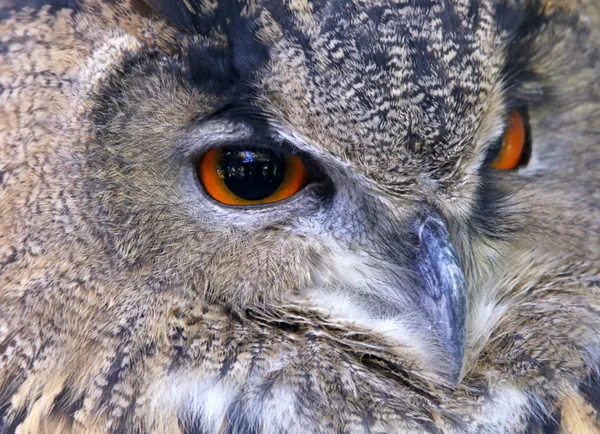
top-left (415, 212), bottom-right (467, 385)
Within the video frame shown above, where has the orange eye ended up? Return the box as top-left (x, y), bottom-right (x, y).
top-left (490, 110), bottom-right (528, 170)
top-left (198, 147), bottom-right (308, 206)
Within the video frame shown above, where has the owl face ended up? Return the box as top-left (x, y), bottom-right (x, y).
top-left (88, 0), bottom-right (533, 383)
top-left (1, 0), bottom-right (599, 432)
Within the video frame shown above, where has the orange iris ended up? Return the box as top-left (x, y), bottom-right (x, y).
top-left (199, 148), bottom-right (308, 206)
top-left (491, 111), bottom-right (527, 170)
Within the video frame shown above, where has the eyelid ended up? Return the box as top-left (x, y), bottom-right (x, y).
top-left (178, 120), bottom-right (254, 159)
top-left (273, 129), bottom-right (360, 180)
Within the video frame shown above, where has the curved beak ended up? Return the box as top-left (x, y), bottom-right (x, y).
top-left (415, 212), bottom-right (467, 385)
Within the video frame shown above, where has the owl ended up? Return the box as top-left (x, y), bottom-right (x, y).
top-left (0, 0), bottom-right (599, 432)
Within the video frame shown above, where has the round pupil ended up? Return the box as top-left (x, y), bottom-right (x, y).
top-left (218, 147), bottom-right (287, 201)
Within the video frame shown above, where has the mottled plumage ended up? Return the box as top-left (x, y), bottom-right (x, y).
top-left (0, 0), bottom-right (599, 432)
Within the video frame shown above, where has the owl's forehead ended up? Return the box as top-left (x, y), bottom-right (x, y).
top-left (160, 0), bottom-right (512, 186)
top-left (246, 0), bottom-right (508, 186)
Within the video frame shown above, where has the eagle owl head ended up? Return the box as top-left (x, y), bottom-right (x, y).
top-left (0, 0), bottom-right (598, 432)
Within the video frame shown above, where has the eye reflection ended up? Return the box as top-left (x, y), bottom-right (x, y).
top-left (218, 148), bottom-right (287, 201)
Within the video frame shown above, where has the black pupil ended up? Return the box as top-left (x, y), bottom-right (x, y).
top-left (218, 147), bottom-right (287, 201)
